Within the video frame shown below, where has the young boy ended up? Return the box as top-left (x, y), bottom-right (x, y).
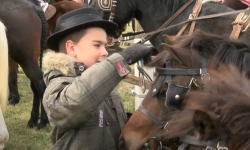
top-left (43, 8), bottom-right (154, 150)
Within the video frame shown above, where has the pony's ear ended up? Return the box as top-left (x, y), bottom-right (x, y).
top-left (161, 43), bottom-right (184, 65)
top-left (163, 34), bottom-right (176, 45)
top-left (193, 110), bottom-right (216, 140)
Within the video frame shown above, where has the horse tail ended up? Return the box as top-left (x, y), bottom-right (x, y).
top-left (0, 21), bottom-right (8, 112)
top-left (33, 5), bottom-right (47, 69)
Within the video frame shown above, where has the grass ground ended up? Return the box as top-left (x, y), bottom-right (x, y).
top-left (3, 24), bottom-right (136, 150)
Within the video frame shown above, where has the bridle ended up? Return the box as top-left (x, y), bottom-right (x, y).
top-left (96, 0), bottom-right (134, 22)
top-left (138, 55), bottom-right (231, 150)
top-left (178, 135), bottom-right (229, 150)
top-left (138, 56), bottom-right (210, 150)
top-left (139, 55), bottom-right (208, 124)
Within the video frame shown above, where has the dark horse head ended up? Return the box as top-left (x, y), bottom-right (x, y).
top-left (118, 31), bottom-right (250, 150)
top-left (88, 0), bottom-right (134, 38)
top-left (162, 65), bottom-right (250, 150)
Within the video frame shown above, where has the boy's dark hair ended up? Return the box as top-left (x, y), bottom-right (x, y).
top-left (58, 29), bottom-right (87, 53)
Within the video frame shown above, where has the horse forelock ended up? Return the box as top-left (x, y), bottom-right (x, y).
top-left (150, 31), bottom-right (250, 79)
top-left (162, 65), bottom-right (250, 149)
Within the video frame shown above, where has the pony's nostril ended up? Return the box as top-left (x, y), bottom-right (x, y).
top-left (118, 137), bottom-right (127, 150)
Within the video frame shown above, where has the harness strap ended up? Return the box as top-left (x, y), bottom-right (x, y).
top-left (112, 9), bottom-right (247, 44)
top-left (138, 105), bottom-right (165, 127)
top-left (180, 135), bottom-right (218, 148)
top-left (176, 0), bottom-right (203, 37)
top-left (124, 74), bottom-right (152, 90)
top-left (230, 6), bottom-right (250, 39)
top-left (124, 0), bottom-right (134, 12)
top-left (189, 0), bottom-right (203, 34)
top-left (178, 143), bottom-right (189, 150)
top-left (155, 68), bottom-right (201, 76)
top-left (165, 61), bottom-right (172, 83)
top-left (159, 146), bottom-right (173, 150)
top-left (138, 0), bottom-right (196, 44)
top-left (109, 0), bottom-right (117, 21)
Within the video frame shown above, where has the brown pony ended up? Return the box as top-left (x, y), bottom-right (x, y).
top-left (46, 1), bottom-right (86, 38)
top-left (164, 65), bottom-right (250, 150)
top-left (119, 31), bottom-right (250, 150)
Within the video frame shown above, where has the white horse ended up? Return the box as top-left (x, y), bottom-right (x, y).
top-left (0, 21), bottom-right (9, 150)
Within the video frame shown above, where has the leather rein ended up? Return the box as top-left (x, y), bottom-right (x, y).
top-left (110, 0), bottom-right (247, 45)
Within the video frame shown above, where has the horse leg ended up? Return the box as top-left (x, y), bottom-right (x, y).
top-left (8, 57), bottom-right (19, 105)
top-left (0, 1), bottom-right (49, 129)
top-left (19, 62), bottom-right (48, 129)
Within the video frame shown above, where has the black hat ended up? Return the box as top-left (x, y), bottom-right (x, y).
top-left (46, 8), bottom-right (118, 51)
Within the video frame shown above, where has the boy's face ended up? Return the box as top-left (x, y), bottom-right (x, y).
top-left (67, 27), bottom-right (108, 68)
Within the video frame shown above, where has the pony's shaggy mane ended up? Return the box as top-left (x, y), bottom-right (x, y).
top-left (164, 65), bottom-right (250, 149)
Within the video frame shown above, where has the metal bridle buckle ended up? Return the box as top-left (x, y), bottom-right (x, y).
top-left (150, 137), bottom-right (163, 150)
top-left (217, 147), bottom-right (228, 150)
top-left (188, 78), bottom-right (196, 87)
top-left (188, 13), bottom-right (197, 20)
top-left (144, 137), bottom-right (163, 150)
top-left (107, 37), bottom-right (115, 46)
top-left (205, 146), bottom-right (215, 150)
top-left (201, 73), bottom-right (210, 82)
top-left (217, 142), bottom-right (228, 150)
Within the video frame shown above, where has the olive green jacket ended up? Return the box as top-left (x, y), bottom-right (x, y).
top-left (42, 51), bottom-right (130, 150)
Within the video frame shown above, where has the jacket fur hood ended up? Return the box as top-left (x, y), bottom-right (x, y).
top-left (43, 51), bottom-right (77, 76)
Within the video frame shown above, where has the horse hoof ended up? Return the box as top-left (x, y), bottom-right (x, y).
top-left (8, 100), bottom-right (18, 106)
top-left (36, 123), bottom-right (47, 130)
top-left (27, 120), bottom-right (37, 128)
top-left (8, 97), bottom-right (19, 106)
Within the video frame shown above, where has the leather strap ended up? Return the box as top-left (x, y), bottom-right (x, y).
top-left (124, 0), bottom-right (134, 12)
top-left (112, 9), bottom-right (247, 43)
top-left (180, 135), bottom-right (218, 148)
top-left (109, 0), bottom-right (117, 21)
top-left (45, 5), bottom-right (56, 21)
top-left (178, 143), bottom-right (189, 150)
top-left (189, 0), bottom-right (202, 34)
top-left (138, 105), bottom-right (165, 127)
top-left (230, 7), bottom-right (250, 39)
top-left (138, 0), bottom-right (196, 44)
top-left (156, 68), bottom-right (201, 76)
top-left (176, 0), bottom-right (203, 37)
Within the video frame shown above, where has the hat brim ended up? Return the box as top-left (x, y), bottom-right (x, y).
top-left (46, 20), bottom-right (118, 51)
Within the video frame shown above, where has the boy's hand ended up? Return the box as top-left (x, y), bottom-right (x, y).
top-left (119, 44), bottom-right (156, 65)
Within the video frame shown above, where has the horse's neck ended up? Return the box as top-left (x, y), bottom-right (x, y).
top-left (133, 0), bottom-right (195, 51)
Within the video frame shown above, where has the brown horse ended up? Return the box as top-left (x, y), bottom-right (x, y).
top-left (163, 65), bottom-right (250, 150)
top-left (46, 1), bottom-right (86, 38)
top-left (7, 0), bottom-right (85, 130)
top-left (2, 0), bottom-right (49, 129)
top-left (118, 31), bottom-right (250, 150)
top-left (46, 1), bottom-right (124, 54)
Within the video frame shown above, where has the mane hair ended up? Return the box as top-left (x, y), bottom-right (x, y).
top-left (164, 65), bottom-right (250, 150)
top-left (149, 31), bottom-right (250, 78)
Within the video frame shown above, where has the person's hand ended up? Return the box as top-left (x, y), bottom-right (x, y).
top-left (119, 44), bottom-right (156, 65)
